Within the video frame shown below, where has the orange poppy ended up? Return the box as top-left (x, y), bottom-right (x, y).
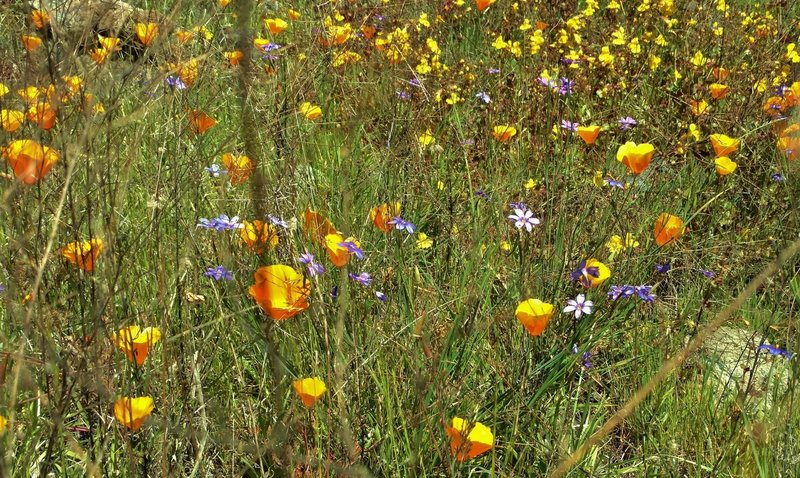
top-left (189, 109), bottom-right (217, 135)
top-left (777, 123), bottom-right (799, 161)
top-left (303, 208), bottom-right (337, 244)
top-left (31, 9), bottom-right (50, 29)
top-left (1, 110), bottom-right (25, 132)
top-left (709, 134), bottom-right (739, 157)
top-left (239, 220), bottom-right (279, 253)
top-left (445, 418), bottom-right (494, 461)
top-left (249, 265), bottom-right (311, 320)
top-left (27, 102), bottom-right (56, 130)
top-left (221, 153), bottom-right (253, 184)
top-left (476, 0), bottom-right (497, 12)
top-left (709, 83), bottom-right (730, 100)
top-left (324, 233), bottom-right (357, 268)
top-left (616, 142), bottom-right (655, 175)
top-left (264, 18), bottom-right (288, 35)
top-left (2, 139), bottom-right (60, 184)
top-left (577, 125), bottom-right (601, 145)
top-left (515, 299), bottom-right (554, 336)
top-left (112, 326), bottom-right (162, 365)
top-left (292, 378), bottom-right (327, 408)
top-left (21, 35), bottom-right (42, 52)
top-left (654, 213), bottom-right (685, 246)
top-left (61, 238), bottom-right (104, 272)
top-left (135, 22), bottom-right (159, 46)
top-left (114, 397), bottom-right (154, 430)
top-left (224, 50), bottom-right (244, 66)
top-left (492, 125), bottom-right (517, 143)
top-left (370, 202), bottom-right (401, 232)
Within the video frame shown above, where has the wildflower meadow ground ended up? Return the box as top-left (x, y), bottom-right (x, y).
top-left (1, 0), bottom-right (799, 475)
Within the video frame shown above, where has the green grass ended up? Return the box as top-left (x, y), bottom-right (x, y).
top-left (1, 0), bottom-right (800, 476)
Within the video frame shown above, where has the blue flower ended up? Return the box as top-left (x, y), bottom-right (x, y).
top-left (699, 269), bottom-right (716, 279)
top-left (572, 344), bottom-right (593, 368)
top-left (560, 120), bottom-right (579, 132)
top-left (635, 285), bottom-right (656, 302)
top-left (267, 214), bottom-right (289, 229)
top-left (348, 272), bottom-right (372, 287)
top-left (608, 285), bottom-right (635, 301)
top-left (474, 189), bottom-right (491, 200)
top-left (557, 77), bottom-right (576, 95)
top-left (338, 240), bottom-right (364, 260)
top-left (375, 291), bottom-right (387, 302)
top-left (298, 252), bottom-right (324, 277)
top-left (618, 116), bottom-right (637, 130)
top-left (205, 266), bottom-right (233, 281)
top-left (757, 344), bottom-right (793, 359)
top-left (476, 91), bottom-right (491, 104)
top-left (655, 263), bottom-right (671, 273)
top-left (771, 172), bottom-right (786, 182)
top-left (197, 214), bottom-right (243, 231)
top-left (388, 217), bottom-right (416, 235)
top-left (605, 178), bottom-right (624, 189)
top-left (205, 164), bottom-right (227, 177)
top-left (570, 260), bottom-right (600, 288)
top-left (166, 75), bottom-right (187, 90)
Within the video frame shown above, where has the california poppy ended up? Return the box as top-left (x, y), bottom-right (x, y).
top-left (690, 99), bottom-right (709, 116)
top-left (224, 50), bottom-right (243, 66)
top-left (0, 415), bottom-right (6, 433)
top-left (709, 83), bottom-right (730, 100)
top-left (370, 202), bottom-right (401, 232)
top-left (654, 213), bottom-right (685, 246)
top-left (26, 102), bottom-right (56, 130)
top-left (288, 9), bottom-right (301, 21)
top-left (189, 109), bottom-right (217, 135)
top-left (324, 233), bottom-right (354, 268)
top-left (616, 141), bottom-right (655, 175)
top-left (114, 397), bottom-right (154, 430)
top-left (714, 156), bottom-right (737, 176)
top-left (303, 208), bottom-right (337, 244)
top-left (515, 299), bottom-right (554, 336)
top-left (577, 125), bottom-right (601, 145)
top-left (475, 0), bottom-right (497, 12)
top-left (709, 134), bottom-right (739, 157)
top-left (239, 220), bottom-right (279, 253)
top-left (221, 153), bottom-right (253, 184)
top-left (418, 130), bottom-right (435, 148)
top-left (292, 377), bottom-right (327, 407)
top-left (249, 265), bottom-right (310, 320)
top-left (135, 22), bottom-right (158, 46)
top-left (264, 18), bottom-right (288, 35)
top-left (299, 102), bottom-right (322, 120)
top-left (583, 258), bottom-right (610, 287)
top-left (112, 326), bottom-right (162, 365)
top-left (492, 125), bottom-right (517, 143)
top-left (31, 9), bottom-right (50, 29)
top-left (17, 86), bottom-right (41, 105)
top-left (1, 110), bottom-right (25, 132)
top-left (777, 123), bottom-right (799, 161)
top-left (61, 238), bottom-right (104, 272)
top-left (21, 34), bottom-right (42, 52)
top-left (2, 139), bottom-right (60, 184)
top-left (445, 417), bottom-right (494, 461)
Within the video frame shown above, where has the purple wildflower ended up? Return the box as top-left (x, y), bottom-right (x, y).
top-left (699, 269), bottom-right (716, 279)
top-left (396, 90), bottom-right (410, 100)
top-left (267, 215), bottom-right (289, 229)
top-left (538, 76), bottom-right (557, 88)
top-left (338, 240), bottom-right (364, 260)
top-left (476, 91), bottom-right (491, 104)
top-left (375, 291), bottom-right (387, 302)
top-left (205, 164), bottom-right (227, 177)
top-left (196, 215), bottom-right (244, 231)
top-left (570, 260), bottom-right (600, 288)
top-left (618, 116), bottom-right (637, 130)
top-left (557, 77), bottom-right (576, 95)
top-left (563, 294), bottom-right (593, 319)
top-left (298, 252), bottom-right (324, 277)
top-left (605, 178), bottom-right (624, 189)
top-left (572, 344), bottom-right (593, 368)
top-left (509, 201), bottom-right (526, 210)
top-left (331, 286), bottom-right (339, 300)
top-left (388, 217), bottom-right (416, 234)
top-left (560, 120), bottom-right (579, 132)
top-left (655, 263), bottom-right (671, 273)
top-left (488, 68), bottom-right (500, 74)
top-left (508, 207), bottom-right (540, 232)
top-left (771, 172), bottom-right (785, 182)
top-left (608, 285), bottom-right (636, 301)
top-left (166, 75), bottom-right (187, 90)
top-left (757, 344), bottom-right (793, 359)
top-left (475, 189), bottom-right (491, 200)
top-left (348, 272), bottom-right (372, 287)
top-left (205, 266), bottom-right (233, 281)
top-left (635, 285), bottom-right (656, 302)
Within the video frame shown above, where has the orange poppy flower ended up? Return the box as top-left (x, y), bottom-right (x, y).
top-left (712, 67), bottom-right (730, 81)
top-left (324, 233), bottom-right (358, 268)
top-left (616, 141), bottom-right (655, 175)
top-left (476, 0), bottom-right (497, 12)
top-left (112, 325), bottom-right (162, 365)
top-left (27, 102), bottom-right (56, 130)
top-left (709, 83), bottom-right (730, 100)
top-left (303, 208), bottom-right (337, 244)
top-left (445, 418), bottom-right (494, 461)
top-left (492, 125), bottom-right (517, 143)
top-left (264, 18), bottom-right (288, 35)
top-left (654, 213), bottom-right (685, 246)
top-left (61, 238), bottom-right (104, 272)
top-left (288, 9), bottom-right (301, 21)
top-left (221, 153), bottom-right (253, 184)
top-left (370, 202), bottom-right (401, 232)
top-left (189, 109), bottom-right (217, 135)
top-left (777, 123), bottom-right (800, 161)
top-left (224, 50), bottom-right (244, 66)
top-left (175, 30), bottom-right (194, 43)
top-left (239, 220), bottom-right (279, 253)
top-left (292, 377), bottom-right (327, 408)
top-left (714, 156), bottom-right (737, 176)
top-left (249, 265), bottom-right (311, 320)
top-left (17, 86), bottom-right (41, 105)
top-left (515, 299), bottom-right (554, 336)
top-left (709, 134), bottom-right (739, 157)
top-left (135, 22), bottom-right (159, 46)
top-left (114, 397), bottom-right (154, 430)
top-left (690, 99), bottom-right (709, 116)
top-left (1, 110), bottom-right (25, 132)
top-left (2, 139), bottom-right (60, 184)
top-left (21, 35), bottom-right (42, 52)
top-left (577, 125), bottom-right (601, 145)
top-left (31, 9), bottom-right (50, 29)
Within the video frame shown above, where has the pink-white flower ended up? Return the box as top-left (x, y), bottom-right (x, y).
top-left (508, 208), bottom-right (540, 232)
top-left (563, 294), bottom-right (593, 319)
